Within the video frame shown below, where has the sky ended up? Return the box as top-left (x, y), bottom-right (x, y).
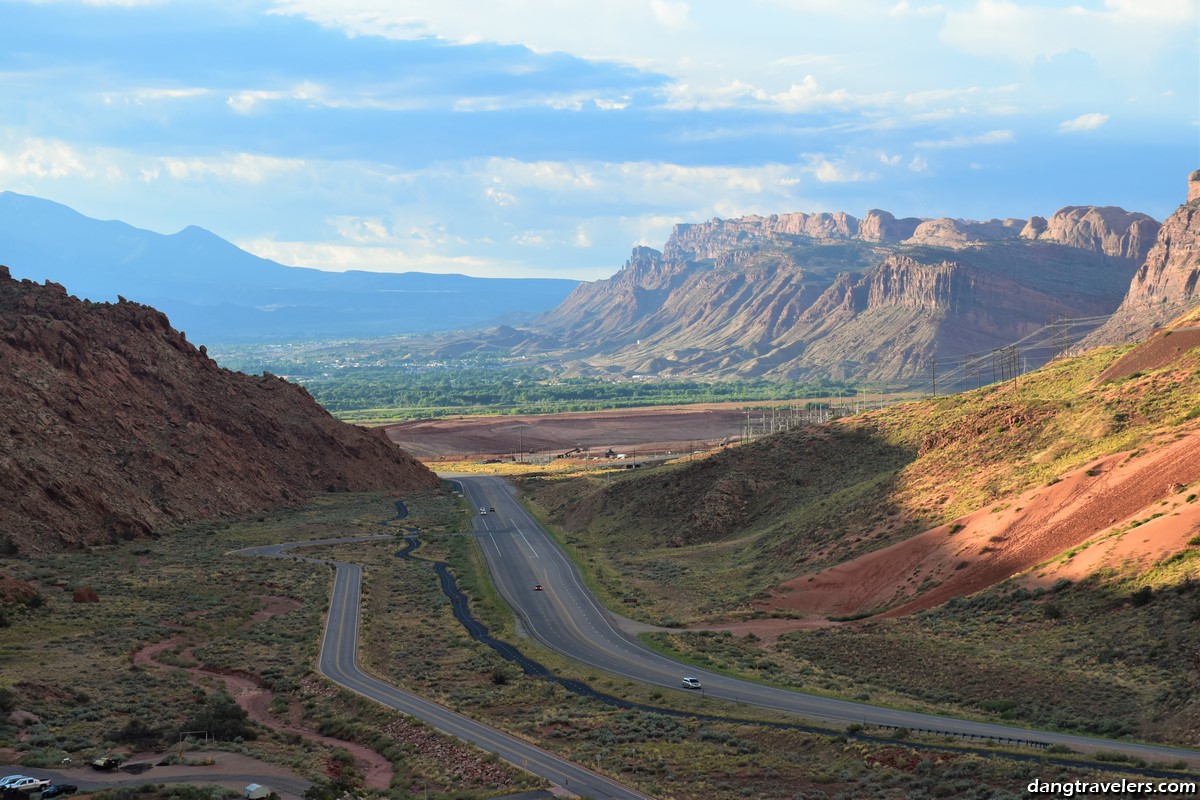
top-left (1, 0), bottom-right (1196, 281)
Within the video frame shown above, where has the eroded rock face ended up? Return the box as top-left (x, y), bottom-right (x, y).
top-left (1023, 206), bottom-right (1160, 263)
top-left (0, 268), bottom-right (439, 554)
top-left (537, 197), bottom-right (1156, 383)
top-left (1084, 172), bottom-right (1200, 346)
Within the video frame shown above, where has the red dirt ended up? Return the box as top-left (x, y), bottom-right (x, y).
top-left (384, 404), bottom-right (750, 459)
top-left (758, 429), bottom-right (1200, 619)
top-left (1096, 327), bottom-right (1200, 383)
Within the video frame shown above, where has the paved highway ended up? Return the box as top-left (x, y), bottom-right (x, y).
top-left (456, 475), bottom-right (1200, 768)
top-left (236, 537), bottom-right (652, 800)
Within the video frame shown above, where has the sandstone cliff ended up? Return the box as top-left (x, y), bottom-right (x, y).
top-left (0, 267), bottom-right (438, 554)
top-left (1083, 171), bottom-right (1200, 346)
top-left (537, 201), bottom-right (1156, 384)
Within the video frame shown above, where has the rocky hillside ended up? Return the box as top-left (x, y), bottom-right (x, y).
top-left (1083, 170), bottom-right (1200, 346)
top-left (0, 267), bottom-right (439, 554)
top-left (537, 203), bottom-right (1160, 384)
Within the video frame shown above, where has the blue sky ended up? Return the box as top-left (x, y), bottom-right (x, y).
top-left (1, 0), bottom-right (1196, 280)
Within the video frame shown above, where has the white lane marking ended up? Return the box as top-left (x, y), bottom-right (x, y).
top-left (512, 522), bottom-right (540, 558)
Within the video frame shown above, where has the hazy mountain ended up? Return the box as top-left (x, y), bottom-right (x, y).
top-left (0, 191), bottom-right (579, 345)
top-left (536, 204), bottom-right (1159, 385)
top-left (0, 266), bottom-right (438, 554)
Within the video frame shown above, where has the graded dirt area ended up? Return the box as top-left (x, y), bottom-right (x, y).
top-left (384, 404), bottom-right (750, 459)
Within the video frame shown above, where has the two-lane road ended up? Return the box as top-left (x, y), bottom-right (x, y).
top-left (456, 475), bottom-right (1200, 768)
top-left (236, 537), bottom-right (653, 800)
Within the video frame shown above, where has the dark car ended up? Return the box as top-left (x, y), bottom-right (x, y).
top-left (42, 786), bottom-right (79, 798)
top-left (532, 584), bottom-right (543, 591)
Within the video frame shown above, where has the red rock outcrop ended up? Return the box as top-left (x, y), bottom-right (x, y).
top-left (0, 267), bottom-right (438, 554)
top-left (1084, 171), bottom-right (1200, 346)
top-left (1021, 205), bottom-right (1160, 263)
top-left (859, 209), bottom-right (922, 242)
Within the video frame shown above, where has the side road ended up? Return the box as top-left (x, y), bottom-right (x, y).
top-left (235, 535), bottom-right (653, 800)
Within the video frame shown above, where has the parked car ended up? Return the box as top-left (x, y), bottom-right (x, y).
top-left (91, 755), bottom-right (121, 771)
top-left (5, 778), bottom-right (49, 793)
top-left (681, 677), bottom-right (702, 689)
top-left (0, 779), bottom-right (27, 790)
top-left (41, 786), bottom-right (79, 799)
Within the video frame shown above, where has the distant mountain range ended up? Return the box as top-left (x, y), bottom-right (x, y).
top-left (532, 200), bottom-right (1167, 386)
top-left (0, 191), bottom-right (579, 345)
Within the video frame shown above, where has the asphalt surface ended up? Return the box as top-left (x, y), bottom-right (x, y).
top-left (236, 537), bottom-right (652, 800)
top-left (455, 475), bottom-right (1200, 768)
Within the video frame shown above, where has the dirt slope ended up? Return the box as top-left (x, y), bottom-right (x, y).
top-left (765, 430), bottom-right (1200, 617)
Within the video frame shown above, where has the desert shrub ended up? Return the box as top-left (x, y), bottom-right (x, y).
top-left (182, 692), bottom-right (255, 741)
top-left (1130, 586), bottom-right (1154, 607)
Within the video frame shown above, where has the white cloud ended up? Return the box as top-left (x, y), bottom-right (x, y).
top-left (330, 216), bottom-right (392, 243)
top-left (650, 0), bottom-right (689, 30)
top-left (939, 0), bottom-right (1196, 67)
top-left (1058, 112), bottom-right (1110, 132)
top-left (890, 1), bottom-right (945, 16)
top-left (908, 155), bottom-right (929, 172)
top-left (664, 74), bottom-right (889, 112)
top-left (915, 129), bottom-right (1014, 148)
top-left (879, 152), bottom-right (902, 165)
top-left (805, 155), bottom-right (875, 183)
top-left (0, 137), bottom-right (93, 180)
top-left (102, 87), bottom-right (211, 106)
top-left (238, 238), bottom-right (499, 274)
top-left (154, 153), bottom-right (306, 184)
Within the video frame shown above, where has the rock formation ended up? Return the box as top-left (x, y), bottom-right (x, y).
top-left (1084, 171), bottom-right (1200, 346)
top-left (0, 267), bottom-right (438, 554)
top-left (537, 201), bottom-right (1157, 384)
top-left (1021, 205), bottom-right (1160, 263)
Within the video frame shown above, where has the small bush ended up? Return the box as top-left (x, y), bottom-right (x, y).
top-left (1130, 586), bottom-right (1154, 607)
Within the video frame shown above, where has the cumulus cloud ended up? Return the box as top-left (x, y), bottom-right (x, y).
top-left (1058, 112), bottom-right (1110, 132)
top-left (804, 155), bottom-right (875, 183)
top-left (0, 137), bottom-right (93, 180)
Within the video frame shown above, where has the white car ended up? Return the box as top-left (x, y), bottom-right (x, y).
top-left (681, 677), bottom-right (702, 689)
top-left (479, 507), bottom-right (487, 515)
top-left (0, 777), bottom-right (28, 789)
top-left (7, 778), bottom-right (50, 793)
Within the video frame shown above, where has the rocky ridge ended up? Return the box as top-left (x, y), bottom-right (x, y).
top-left (1084, 170), bottom-right (1200, 346)
top-left (537, 200), bottom-right (1160, 384)
top-left (0, 267), bottom-right (438, 553)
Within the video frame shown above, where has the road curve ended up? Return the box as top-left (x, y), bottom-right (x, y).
top-left (455, 475), bottom-right (1200, 768)
top-left (235, 537), bottom-right (653, 800)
